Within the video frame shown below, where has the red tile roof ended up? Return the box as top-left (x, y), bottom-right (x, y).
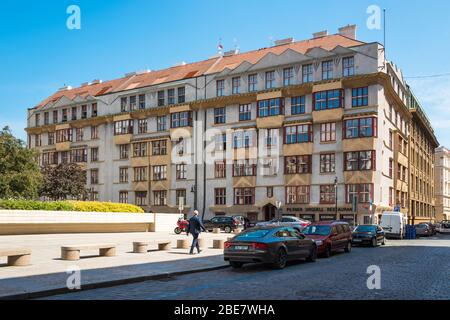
top-left (35, 34), bottom-right (364, 109)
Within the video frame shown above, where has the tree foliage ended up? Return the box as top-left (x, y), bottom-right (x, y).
top-left (0, 126), bottom-right (42, 199)
top-left (40, 162), bottom-right (88, 200)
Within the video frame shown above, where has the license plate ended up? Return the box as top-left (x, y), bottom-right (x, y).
top-left (233, 245), bottom-right (249, 251)
top-left (353, 239), bottom-right (362, 242)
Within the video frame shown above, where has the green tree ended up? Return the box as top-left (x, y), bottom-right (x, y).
top-left (40, 162), bottom-right (87, 200)
top-left (0, 126), bottom-right (42, 199)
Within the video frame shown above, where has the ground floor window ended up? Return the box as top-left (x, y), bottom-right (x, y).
top-left (135, 191), bottom-right (147, 206)
top-left (153, 190), bottom-right (167, 206)
top-left (119, 191), bottom-right (128, 204)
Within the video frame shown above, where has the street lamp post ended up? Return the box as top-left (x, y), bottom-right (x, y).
top-left (334, 177), bottom-right (338, 218)
top-left (276, 200), bottom-right (282, 221)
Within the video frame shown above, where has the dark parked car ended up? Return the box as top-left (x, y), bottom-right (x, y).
top-left (224, 226), bottom-right (317, 269)
top-left (203, 216), bottom-right (243, 233)
top-left (415, 223), bottom-right (433, 237)
top-left (302, 221), bottom-right (352, 258)
top-left (352, 225), bottom-right (386, 247)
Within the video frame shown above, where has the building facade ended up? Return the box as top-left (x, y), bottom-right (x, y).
top-left (435, 147), bottom-right (450, 221)
top-left (25, 25), bottom-right (437, 224)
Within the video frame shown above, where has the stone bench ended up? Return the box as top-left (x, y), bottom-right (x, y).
top-left (61, 244), bottom-right (116, 261)
top-left (0, 248), bottom-right (31, 266)
top-left (213, 239), bottom-right (225, 249)
top-left (212, 228), bottom-right (221, 234)
top-left (132, 240), bottom-right (171, 253)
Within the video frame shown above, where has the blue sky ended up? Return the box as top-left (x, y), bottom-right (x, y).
top-left (1, 0), bottom-right (449, 146)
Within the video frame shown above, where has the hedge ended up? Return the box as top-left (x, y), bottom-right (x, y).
top-left (0, 199), bottom-right (144, 213)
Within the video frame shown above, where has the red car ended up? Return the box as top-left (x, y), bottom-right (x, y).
top-left (302, 221), bottom-right (352, 258)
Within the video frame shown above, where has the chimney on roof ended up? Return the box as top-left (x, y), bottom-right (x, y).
top-left (338, 24), bottom-right (357, 40)
top-left (91, 79), bottom-right (102, 85)
top-left (223, 49), bottom-right (239, 57)
top-left (58, 85), bottom-right (72, 91)
top-left (173, 61), bottom-right (187, 67)
top-left (273, 37), bottom-right (294, 46)
top-left (313, 30), bottom-right (328, 38)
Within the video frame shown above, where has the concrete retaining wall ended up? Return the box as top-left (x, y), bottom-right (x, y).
top-left (0, 210), bottom-right (181, 235)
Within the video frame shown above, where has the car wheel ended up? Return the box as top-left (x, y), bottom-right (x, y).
top-left (306, 245), bottom-right (317, 262)
top-left (230, 261), bottom-right (243, 269)
top-left (174, 227), bottom-right (181, 235)
top-left (371, 237), bottom-right (378, 247)
top-left (344, 241), bottom-right (352, 253)
top-left (272, 248), bottom-right (287, 269)
top-left (323, 245), bottom-right (332, 258)
top-left (224, 226), bottom-right (232, 233)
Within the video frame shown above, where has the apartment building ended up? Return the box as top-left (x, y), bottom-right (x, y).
top-left (435, 147), bottom-right (450, 222)
top-left (26, 24), bottom-right (437, 224)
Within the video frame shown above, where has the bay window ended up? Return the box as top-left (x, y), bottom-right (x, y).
top-left (291, 96), bottom-right (305, 115)
top-left (284, 124), bottom-right (312, 144)
top-left (343, 117), bottom-right (377, 139)
top-left (257, 98), bottom-right (284, 117)
top-left (284, 155), bottom-right (311, 174)
top-left (344, 150), bottom-right (376, 171)
top-left (313, 90), bottom-right (343, 110)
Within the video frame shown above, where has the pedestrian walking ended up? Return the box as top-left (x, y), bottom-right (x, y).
top-left (187, 210), bottom-right (206, 254)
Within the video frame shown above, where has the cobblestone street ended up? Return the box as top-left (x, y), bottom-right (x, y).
top-left (44, 234), bottom-right (450, 300)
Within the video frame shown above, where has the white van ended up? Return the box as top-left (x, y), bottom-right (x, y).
top-left (380, 212), bottom-right (407, 239)
top-left (438, 220), bottom-right (450, 234)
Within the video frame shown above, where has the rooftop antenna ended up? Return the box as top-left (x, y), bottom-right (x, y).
top-left (233, 37), bottom-right (240, 54)
top-left (383, 8), bottom-right (386, 52)
top-left (217, 38), bottom-right (224, 56)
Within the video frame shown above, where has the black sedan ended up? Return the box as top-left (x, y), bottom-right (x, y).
top-left (352, 225), bottom-right (386, 247)
top-left (224, 226), bottom-right (317, 269)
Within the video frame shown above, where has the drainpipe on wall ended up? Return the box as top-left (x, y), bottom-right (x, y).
top-left (201, 75), bottom-right (207, 221)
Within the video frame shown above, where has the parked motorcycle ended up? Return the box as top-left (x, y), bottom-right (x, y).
top-left (174, 218), bottom-right (189, 234)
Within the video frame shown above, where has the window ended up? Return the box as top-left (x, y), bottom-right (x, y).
top-left (343, 117), bottom-right (377, 139)
top-left (157, 116), bottom-right (167, 131)
top-left (320, 185), bottom-right (336, 204)
top-left (114, 120), bottom-right (133, 135)
top-left (53, 110), bottom-right (58, 124)
top-left (320, 153), bottom-right (335, 173)
top-left (91, 103), bottom-right (98, 117)
top-left (234, 188), bottom-right (255, 205)
top-left (239, 104), bottom-right (251, 121)
top-left (322, 60), bottom-right (333, 80)
top-left (284, 155), bottom-right (312, 174)
top-left (91, 147), bottom-right (99, 162)
top-left (62, 109), bottom-right (68, 122)
top-left (320, 123), bottom-right (336, 142)
top-left (232, 77), bottom-right (240, 94)
top-left (129, 96), bottom-right (136, 110)
top-left (176, 163), bottom-right (187, 179)
top-left (121, 97), bottom-right (127, 112)
top-left (157, 91), bottom-right (165, 106)
top-left (215, 160), bottom-right (226, 178)
top-left (35, 134), bottom-right (41, 147)
top-left (291, 96), bottom-right (305, 115)
top-left (346, 184), bottom-right (373, 204)
top-left (89, 125), bottom-right (98, 140)
top-left (81, 105), bottom-right (87, 119)
top-left (177, 87), bottom-right (185, 104)
top-left (119, 191), bottom-right (128, 204)
top-left (133, 142), bottom-right (147, 157)
top-left (48, 132), bottom-right (54, 145)
top-left (138, 95), bottom-right (146, 109)
top-left (257, 98), bottom-right (284, 117)
top-left (215, 188), bottom-right (226, 205)
top-left (232, 130), bottom-right (255, 149)
top-left (267, 187), bottom-right (274, 198)
top-left (314, 90), bottom-right (343, 110)
top-left (119, 167), bottom-right (128, 183)
top-left (233, 159), bottom-right (257, 177)
top-left (138, 119), bottom-right (148, 134)
top-left (90, 169), bottom-right (99, 184)
top-left (61, 151), bottom-right (69, 164)
top-left (71, 107), bottom-right (77, 121)
top-left (168, 89), bottom-right (175, 105)
top-left (284, 124), bottom-right (312, 144)
top-left (152, 140), bottom-right (167, 155)
top-left (70, 148), bottom-right (87, 163)
top-left (265, 71), bottom-right (276, 89)
top-left (75, 128), bottom-right (83, 142)
top-left (135, 191), bottom-right (147, 206)
top-left (153, 165), bottom-right (167, 180)
top-left (302, 64), bottom-right (313, 83)
top-left (56, 129), bottom-right (72, 143)
top-left (214, 133), bottom-right (227, 151)
top-left (344, 151), bottom-right (376, 171)
top-left (286, 186), bottom-right (310, 204)
top-left (176, 190), bottom-right (187, 206)
top-left (214, 107), bottom-right (226, 124)
top-left (346, 184), bottom-right (359, 204)
top-left (248, 74), bottom-right (257, 92)
top-left (134, 167), bottom-right (147, 182)
top-left (343, 57), bottom-right (355, 77)
top-left (389, 158), bottom-right (393, 178)
top-left (44, 112), bottom-right (49, 125)
top-left (352, 87), bottom-right (368, 107)
top-left (283, 67), bottom-right (294, 86)
top-left (153, 190), bottom-right (167, 206)
top-left (264, 129), bottom-right (278, 148)
top-left (119, 144), bottom-right (129, 159)
top-left (216, 80), bottom-right (225, 97)
top-left (171, 111), bottom-right (192, 128)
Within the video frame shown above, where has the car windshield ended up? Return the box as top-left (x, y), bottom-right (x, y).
top-left (236, 229), bottom-right (270, 238)
top-left (416, 224), bottom-right (427, 228)
top-left (355, 225), bottom-right (376, 233)
top-left (302, 225), bottom-right (331, 236)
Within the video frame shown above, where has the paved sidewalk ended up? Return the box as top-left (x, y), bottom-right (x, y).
top-left (0, 231), bottom-right (230, 299)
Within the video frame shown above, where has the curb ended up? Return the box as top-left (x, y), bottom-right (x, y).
top-left (0, 264), bottom-right (230, 300)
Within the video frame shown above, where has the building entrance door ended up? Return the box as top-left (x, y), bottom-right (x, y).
top-left (263, 204), bottom-right (276, 221)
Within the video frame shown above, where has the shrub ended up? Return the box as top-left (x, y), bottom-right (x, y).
top-left (0, 199), bottom-right (144, 213)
